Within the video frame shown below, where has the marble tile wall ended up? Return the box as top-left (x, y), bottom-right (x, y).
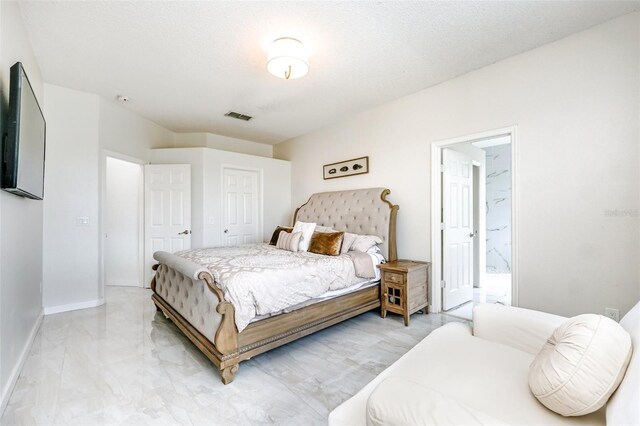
top-left (484, 144), bottom-right (512, 273)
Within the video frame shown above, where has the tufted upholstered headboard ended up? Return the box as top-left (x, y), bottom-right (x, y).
top-left (293, 188), bottom-right (399, 261)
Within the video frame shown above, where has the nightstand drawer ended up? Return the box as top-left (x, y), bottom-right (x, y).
top-left (384, 271), bottom-right (404, 285)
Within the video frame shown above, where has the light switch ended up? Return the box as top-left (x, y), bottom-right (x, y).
top-left (208, 216), bottom-right (215, 225)
top-left (76, 217), bottom-right (89, 226)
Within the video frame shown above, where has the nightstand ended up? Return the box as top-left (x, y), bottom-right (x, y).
top-left (379, 260), bottom-right (430, 326)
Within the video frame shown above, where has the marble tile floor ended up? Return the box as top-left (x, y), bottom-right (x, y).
top-left (444, 283), bottom-right (510, 321)
top-left (1, 287), bottom-right (462, 426)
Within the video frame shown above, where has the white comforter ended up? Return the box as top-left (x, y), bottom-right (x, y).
top-left (175, 244), bottom-right (371, 332)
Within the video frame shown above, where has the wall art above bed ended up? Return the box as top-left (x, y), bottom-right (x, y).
top-left (323, 156), bottom-right (369, 180)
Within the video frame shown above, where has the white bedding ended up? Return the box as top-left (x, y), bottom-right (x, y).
top-left (175, 244), bottom-right (381, 332)
top-left (251, 278), bottom-right (381, 323)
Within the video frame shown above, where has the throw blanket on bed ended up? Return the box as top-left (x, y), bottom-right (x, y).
top-left (174, 244), bottom-right (373, 332)
top-left (344, 251), bottom-right (377, 279)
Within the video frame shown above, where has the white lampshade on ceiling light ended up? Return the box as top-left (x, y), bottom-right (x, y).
top-left (267, 37), bottom-right (309, 80)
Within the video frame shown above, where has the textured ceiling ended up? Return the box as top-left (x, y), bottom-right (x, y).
top-left (19, 1), bottom-right (640, 144)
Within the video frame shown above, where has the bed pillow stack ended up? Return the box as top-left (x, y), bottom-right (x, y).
top-left (292, 221), bottom-right (317, 251)
top-left (340, 232), bottom-right (383, 254)
top-left (269, 226), bottom-right (293, 245)
top-left (351, 234), bottom-right (383, 253)
top-left (308, 231), bottom-right (345, 256)
top-left (315, 225), bottom-right (335, 233)
top-left (340, 232), bottom-right (359, 254)
top-left (275, 231), bottom-right (302, 252)
top-left (271, 223), bottom-right (384, 257)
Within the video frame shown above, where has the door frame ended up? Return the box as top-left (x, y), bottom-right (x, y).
top-left (99, 150), bottom-right (145, 298)
top-left (471, 160), bottom-right (485, 289)
top-left (430, 126), bottom-right (519, 313)
top-left (220, 165), bottom-right (264, 245)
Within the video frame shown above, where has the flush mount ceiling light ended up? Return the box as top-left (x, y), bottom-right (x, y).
top-left (267, 37), bottom-right (309, 80)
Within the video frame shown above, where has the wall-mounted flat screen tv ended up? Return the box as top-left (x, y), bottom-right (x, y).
top-left (1, 62), bottom-right (46, 200)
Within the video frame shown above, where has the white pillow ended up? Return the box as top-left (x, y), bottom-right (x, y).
top-left (276, 231), bottom-right (302, 252)
top-left (340, 232), bottom-right (358, 254)
top-left (315, 225), bottom-right (334, 233)
top-left (350, 234), bottom-right (383, 253)
top-left (528, 314), bottom-right (632, 416)
top-left (366, 245), bottom-right (382, 255)
top-left (292, 221), bottom-right (316, 252)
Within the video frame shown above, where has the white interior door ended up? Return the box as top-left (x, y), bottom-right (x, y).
top-left (222, 168), bottom-right (260, 246)
top-left (442, 148), bottom-right (474, 310)
top-left (144, 164), bottom-right (191, 287)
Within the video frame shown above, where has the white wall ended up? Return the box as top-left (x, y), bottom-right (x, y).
top-left (150, 148), bottom-right (290, 248)
top-left (105, 157), bottom-right (142, 287)
top-left (43, 86), bottom-right (279, 312)
top-left (174, 132), bottom-right (273, 158)
top-left (99, 98), bottom-right (175, 160)
top-left (42, 85), bottom-right (101, 310)
top-left (42, 85), bottom-right (179, 311)
top-left (0, 1), bottom-right (44, 410)
top-left (275, 12), bottom-right (640, 317)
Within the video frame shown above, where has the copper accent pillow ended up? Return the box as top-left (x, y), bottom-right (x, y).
top-left (308, 231), bottom-right (345, 256)
top-left (269, 226), bottom-right (293, 245)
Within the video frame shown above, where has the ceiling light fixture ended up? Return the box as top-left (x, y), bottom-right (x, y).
top-left (267, 37), bottom-right (309, 80)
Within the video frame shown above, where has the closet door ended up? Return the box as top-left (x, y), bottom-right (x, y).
top-left (144, 164), bottom-right (191, 286)
top-left (222, 167), bottom-right (260, 246)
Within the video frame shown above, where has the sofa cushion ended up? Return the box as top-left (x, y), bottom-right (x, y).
top-left (529, 314), bottom-right (632, 417)
top-left (329, 322), bottom-right (605, 426)
top-left (606, 301), bottom-right (640, 426)
top-left (367, 377), bottom-right (507, 426)
top-left (473, 303), bottom-right (566, 355)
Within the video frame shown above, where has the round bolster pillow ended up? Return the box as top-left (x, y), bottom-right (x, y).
top-left (528, 314), bottom-right (632, 416)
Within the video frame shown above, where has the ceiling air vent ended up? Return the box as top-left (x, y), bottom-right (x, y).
top-left (224, 111), bottom-right (253, 121)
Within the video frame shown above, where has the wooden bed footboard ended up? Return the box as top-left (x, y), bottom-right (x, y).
top-left (151, 265), bottom-right (380, 385)
top-left (151, 266), bottom-right (240, 384)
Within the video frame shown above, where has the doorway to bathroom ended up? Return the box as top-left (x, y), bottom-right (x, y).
top-left (431, 128), bottom-right (516, 320)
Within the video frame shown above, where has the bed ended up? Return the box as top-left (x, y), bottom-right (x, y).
top-left (150, 187), bottom-right (399, 384)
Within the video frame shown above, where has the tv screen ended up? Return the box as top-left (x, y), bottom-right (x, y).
top-left (1, 62), bottom-right (46, 200)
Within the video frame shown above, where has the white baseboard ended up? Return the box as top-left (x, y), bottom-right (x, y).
top-left (0, 310), bottom-right (43, 416)
top-left (43, 298), bottom-right (105, 315)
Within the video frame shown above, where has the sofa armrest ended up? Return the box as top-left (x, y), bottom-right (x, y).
top-left (473, 304), bottom-right (566, 355)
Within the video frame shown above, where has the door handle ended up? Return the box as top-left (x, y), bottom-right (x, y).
top-left (469, 230), bottom-right (477, 238)
top-left (224, 229), bottom-right (229, 234)
top-left (178, 230), bottom-right (191, 235)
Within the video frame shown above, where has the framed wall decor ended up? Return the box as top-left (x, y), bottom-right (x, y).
top-left (323, 156), bottom-right (369, 180)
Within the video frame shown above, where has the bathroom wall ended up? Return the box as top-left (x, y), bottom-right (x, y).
top-left (484, 143), bottom-right (512, 273)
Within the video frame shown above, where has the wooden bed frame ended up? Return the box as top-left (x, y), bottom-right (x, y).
top-left (151, 188), bottom-right (399, 384)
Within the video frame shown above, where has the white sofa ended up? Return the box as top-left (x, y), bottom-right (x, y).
top-left (329, 302), bottom-right (639, 426)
